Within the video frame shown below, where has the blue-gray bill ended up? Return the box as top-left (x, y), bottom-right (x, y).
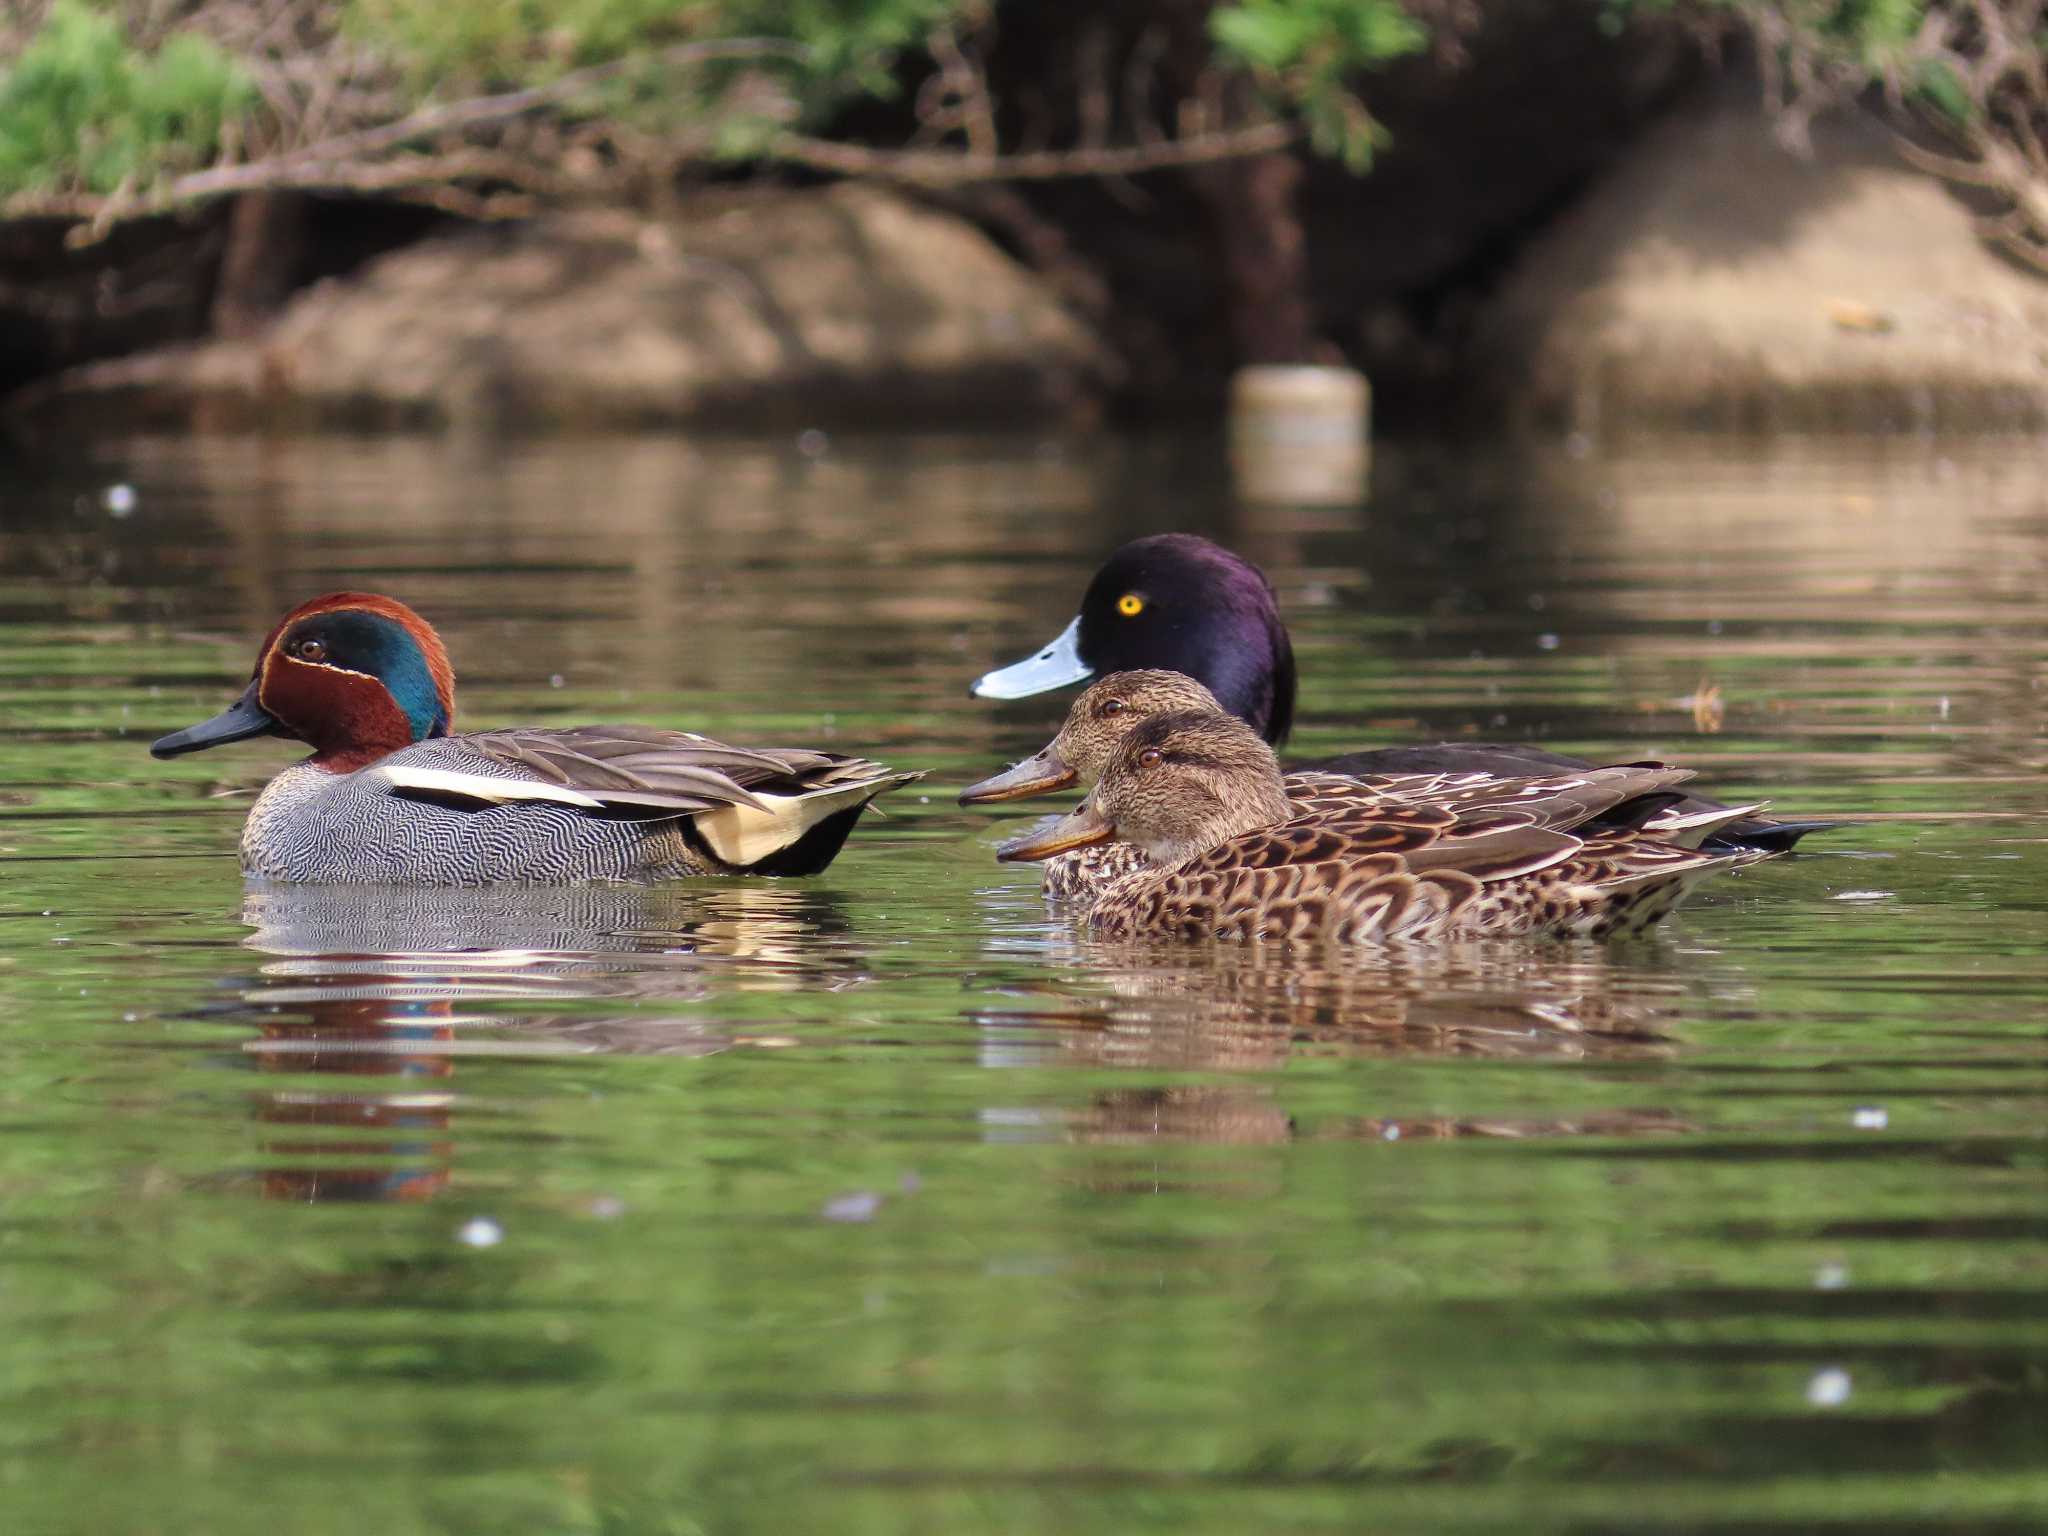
top-left (970, 617), bottom-right (1091, 699)
top-left (150, 681), bottom-right (278, 758)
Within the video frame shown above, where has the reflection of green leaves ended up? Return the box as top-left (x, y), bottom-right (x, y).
top-left (1211, 0), bottom-right (1428, 170)
top-left (0, 0), bottom-right (254, 198)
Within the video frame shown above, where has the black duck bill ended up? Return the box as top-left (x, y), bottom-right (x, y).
top-left (150, 681), bottom-right (279, 758)
top-left (958, 745), bottom-right (1078, 805)
top-left (997, 800), bottom-right (1115, 863)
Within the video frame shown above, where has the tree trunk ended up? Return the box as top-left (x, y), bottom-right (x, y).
top-left (1193, 148), bottom-right (1315, 364)
top-left (211, 192), bottom-right (310, 339)
top-left (1158, 1), bottom-right (1317, 367)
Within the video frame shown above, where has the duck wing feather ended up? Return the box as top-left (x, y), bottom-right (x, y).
top-left (385, 726), bottom-right (905, 817)
top-left (1088, 765), bottom-right (1733, 943)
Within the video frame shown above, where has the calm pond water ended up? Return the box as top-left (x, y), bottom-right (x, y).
top-left (0, 431), bottom-right (2044, 1533)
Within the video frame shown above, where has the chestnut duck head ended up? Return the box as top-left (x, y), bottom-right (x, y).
top-left (151, 592), bottom-right (455, 770)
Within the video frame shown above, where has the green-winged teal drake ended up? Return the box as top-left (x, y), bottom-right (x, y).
top-left (152, 592), bottom-right (918, 885)
top-left (970, 533), bottom-right (1834, 855)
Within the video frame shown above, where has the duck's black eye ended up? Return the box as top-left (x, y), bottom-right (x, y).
top-left (293, 638), bottom-right (327, 663)
top-left (1100, 697), bottom-right (1127, 717)
top-left (1138, 747), bottom-right (1162, 769)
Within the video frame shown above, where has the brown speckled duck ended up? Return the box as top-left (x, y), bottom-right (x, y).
top-left (995, 708), bottom-right (1757, 944)
top-left (962, 671), bottom-right (1767, 900)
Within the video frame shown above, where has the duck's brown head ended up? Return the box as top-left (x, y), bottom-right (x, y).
top-left (998, 710), bottom-right (1292, 866)
top-left (959, 670), bottom-right (1225, 805)
top-left (150, 593), bottom-right (456, 772)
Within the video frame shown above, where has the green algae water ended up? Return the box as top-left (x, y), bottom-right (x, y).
top-left (1, 432), bottom-right (2045, 1534)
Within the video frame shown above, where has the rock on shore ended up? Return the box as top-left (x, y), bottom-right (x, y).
top-left (1477, 80), bottom-right (2048, 432)
top-left (11, 185), bottom-right (1112, 432)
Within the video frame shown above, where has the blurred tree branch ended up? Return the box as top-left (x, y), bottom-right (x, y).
top-left (765, 118), bottom-right (1299, 184)
top-left (1, 1), bottom-right (1420, 228)
top-left (1642, 0), bottom-right (2048, 274)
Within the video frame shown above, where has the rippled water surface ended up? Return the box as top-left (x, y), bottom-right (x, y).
top-left (2, 432), bottom-right (2045, 1533)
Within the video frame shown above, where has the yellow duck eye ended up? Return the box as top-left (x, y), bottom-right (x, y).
top-left (1117, 593), bottom-right (1145, 617)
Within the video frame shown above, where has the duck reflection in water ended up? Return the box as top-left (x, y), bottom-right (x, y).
top-left (234, 882), bottom-right (863, 1201)
top-left (975, 922), bottom-right (1705, 1150)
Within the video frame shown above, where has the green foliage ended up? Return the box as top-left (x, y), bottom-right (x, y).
top-left (1610, 1), bottom-right (1984, 124)
top-left (345, 0), bottom-right (967, 119)
top-left (0, 0), bottom-right (254, 198)
top-left (0, 0), bottom-right (1450, 206)
top-left (1913, 53), bottom-right (1972, 123)
top-left (1210, 0), bottom-right (1429, 170)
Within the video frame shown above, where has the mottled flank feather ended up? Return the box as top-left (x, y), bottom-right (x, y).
top-left (1008, 708), bottom-right (1759, 946)
top-left (1090, 778), bottom-right (1747, 944)
top-left (1047, 764), bottom-right (1702, 901)
top-left (1043, 838), bottom-right (1150, 900)
top-left (988, 674), bottom-right (1779, 904)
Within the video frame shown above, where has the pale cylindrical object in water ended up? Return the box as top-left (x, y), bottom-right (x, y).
top-left (1228, 364), bottom-right (1371, 506)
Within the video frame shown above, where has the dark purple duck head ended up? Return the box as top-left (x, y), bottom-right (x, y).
top-left (970, 534), bottom-right (1298, 746)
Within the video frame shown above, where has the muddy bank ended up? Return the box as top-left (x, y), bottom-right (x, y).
top-left (9, 76), bottom-right (2048, 435)
top-left (10, 186), bottom-right (1112, 433)
top-left (1477, 79), bottom-right (2048, 433)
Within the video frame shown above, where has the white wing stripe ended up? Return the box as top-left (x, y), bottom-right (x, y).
top-left (375, 765), bottom-right (608, 810)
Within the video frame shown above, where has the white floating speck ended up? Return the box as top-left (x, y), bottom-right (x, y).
top-left (548, 674), bottom-right (565, 689)
top-left (1536, 633), bottom-right (1560, 651)
top-left (1814, 1263), bottom-right (1850, 1291)
top-left (102, 483), bottom-right (136, 516)
top-left (587, 1195), bottom-right (626, 1220)
top-left (797, 428), bottom-right (830, 459)
top-left (1381, 1124), bottom-right (1402, 1142)
top-left (456, 1216), bottom-right (503, 1248)
top-left (1851, 1106), bottom-right (1888, 1131)
top-left (1806, 1367), bottom-right (1852, 1407)
top-left (1832, 891), bottom-right (1893, 902)
top-left (822, 1191), bottom-right (882, 1223)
